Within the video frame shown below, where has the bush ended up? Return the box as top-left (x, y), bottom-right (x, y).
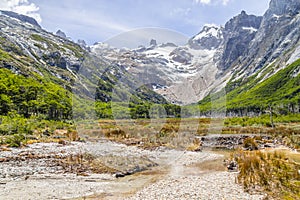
top-left (5, 134), bottom-right (25, 147)
top-left (243, 137), bottom-right (259, 150)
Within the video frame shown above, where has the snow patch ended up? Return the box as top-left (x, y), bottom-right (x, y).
top-left (272, 14), bottom-right (281, 19)
top-left (203, 23), bottom-right (219, 28)
top-left (287, 44), bottom-right (300, 65)
top-left (242, 27), bottom-right (257, 32)
top-left (193, 27), bottom-right (219, 40)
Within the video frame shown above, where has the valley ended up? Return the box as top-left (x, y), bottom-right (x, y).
top-left (0, 0), bottom-right (300, 199)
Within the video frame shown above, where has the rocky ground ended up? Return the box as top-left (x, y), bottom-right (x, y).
top-left (125, 172), bottom-right (264, 200)
top-left (0, 140), bottom-right (266, 199)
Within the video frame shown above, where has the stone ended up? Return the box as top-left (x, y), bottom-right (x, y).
top-left (218, 11), bottom-right (263, 70)
top-left (56, 30), bottom-right (67, 38)
top-left (0, 10), bottom-right (41, 28)
top-left (188, 25), bottom-right (223, 50)
top-left (150, 39), bottom-right (157, 46)
top-left (227, 161), bottom-right (238, 171)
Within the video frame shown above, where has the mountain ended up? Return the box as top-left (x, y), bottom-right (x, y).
top-left (216, 10), bottom-right (263, 71)
top-left (0, 11), bottom-right (175, 124)
top-left (55, 30), bottom-right (67, 38)
top-left (0, 10), bottom-right (41, 28)
top-left (91, 0), bottom-right (300, 113)
top-left (0, 0), bottom-right (299, 122)
top-left (199, 0), bottom-right (300, 115)
top-left (188, 24), bottom-right (223, 50)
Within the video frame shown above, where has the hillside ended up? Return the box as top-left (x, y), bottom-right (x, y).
top-left (0, 11), bottom-right (179, 141)
top-left (90, 0), bottom-right (300, 110)
top-left (0, 0), bottom-right (299, 124)
top-left (198, 58), bottom-right (300, 115)
top-left (0, 1), bottom-right (300, 200)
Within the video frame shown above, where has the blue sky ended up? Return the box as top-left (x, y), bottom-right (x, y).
top-left (0, 0), bottom-right (270, 47)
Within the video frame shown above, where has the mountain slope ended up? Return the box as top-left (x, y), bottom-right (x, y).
top-left (90, 1), bottom-right (300, 107)
top-left (0, 11), bottom-right (173, 124)
top-left (198, 58), bottom-right (300, 115)
top-left (0, 0), bottom-right (300, 121)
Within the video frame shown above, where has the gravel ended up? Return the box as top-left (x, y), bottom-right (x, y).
top-left (125, 172), bottom-right (265, 200)
top-left (0, 140), bottom-right (266, 199)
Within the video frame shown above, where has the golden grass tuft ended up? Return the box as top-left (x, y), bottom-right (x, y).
top-left (233, 150), bottom-right (300, 199)
top-left (186, 138), bottom-right (202, 151)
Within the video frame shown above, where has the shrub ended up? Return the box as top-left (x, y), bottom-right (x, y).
top-left (5, 134), bottom-right (25, 147)
top-left (243, 137), bottom-right (259, 150)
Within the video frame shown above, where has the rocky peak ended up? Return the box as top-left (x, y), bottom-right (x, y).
top-left (188, 24), bottom-right (223, 50)
top-left (217, 11), bottom-right (263, 70)
top-left (266, 0), bottom-right (300, 17)
top-left (56, 30), bottom-right (67, 38)
top-left (77, 39), bottom-right (87, 48)
top-left (150, 39), bottom-right (157, 46)
top-left (224, 10), bottom-right (262, 33)
top-left (0, 10), bottom-right (41, 28)
top-left (240, 0), bottom-right (300, 74)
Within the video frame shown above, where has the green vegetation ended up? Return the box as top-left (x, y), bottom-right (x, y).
top-left (94, 68), bottom-right (182, 119)
top-left (62, 42), bottom-right (84, 58)
top-left (198, 58), bottom-right (300, 116)
top-left (224, 114), bottom-right (300, 127)
top-left (0, 68), bottom-right (75, 146)
top-left (30, 34), bottom-right (46, 42)
top-left (0, 68), bottom-right (72, 120)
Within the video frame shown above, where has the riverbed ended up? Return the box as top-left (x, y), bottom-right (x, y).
top-left (0, 140), bottom-right (266, 199)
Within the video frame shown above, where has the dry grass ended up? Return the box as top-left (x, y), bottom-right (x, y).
top-left (59, 153), bottom-right (118, 175)
top-left (76, 119), bottom-right (300, 151)
top-left (233, 150), bottom-right (300, 199)
top-left (186, 138), bottom-right (202, 151)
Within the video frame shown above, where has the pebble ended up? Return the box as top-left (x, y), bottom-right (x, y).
top-left (0, 140), bottom-right (266, 199)
top-left (125, 172), bottom-right (265, 200)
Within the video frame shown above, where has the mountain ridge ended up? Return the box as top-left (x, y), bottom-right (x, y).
top-left (0, 0), bottom-right (299, 118)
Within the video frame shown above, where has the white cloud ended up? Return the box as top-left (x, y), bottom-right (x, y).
top-left (194, 0), bottom-right (211, 4)
top-left (0, 0), bottom-right (41, 23)
top-left (222, 0), bottom-right (230, 5)
top-left (194, 0), bottom-right (230, 5)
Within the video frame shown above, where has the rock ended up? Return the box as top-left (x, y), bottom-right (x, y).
top-left (227, 161), bottom-right (238, 171)
top-left (188, 24), bottom-right (223, 50)
top-left (159, 42), bottom-right (177, 48)
top-left (239, 0), bottom-right (300, 74)
top-left (217, 11), bottom-right (262, 70)
top-left (0, 10), bottom-right (41, 28)
top-left (170, 47), bottom-right (193, 64)
top-left (150, 39), bottom-right (157, 46)
top-left (115, 172), bottom-right (125, 178)
top-left (77, 39), bottom-right (87, 47)
top-left (56, 30), bottom-right (67, 38)
top-left (267, 0), bottom-right (300, 17)
top-left (46, 51), bottom-right (67, 69)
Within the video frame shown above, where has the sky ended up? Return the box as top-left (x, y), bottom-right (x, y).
top-left (0, 0), bottom-right (270, 48)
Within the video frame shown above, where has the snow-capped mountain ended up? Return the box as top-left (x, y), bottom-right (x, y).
top-left (91, 0), bottom-right (300, 106)
top-left (188, 24), bottom-right (223, 50)
top-left (0, 0), bottom-right (299, 111)
top-left (91, 38), bottom-right (219, 105)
